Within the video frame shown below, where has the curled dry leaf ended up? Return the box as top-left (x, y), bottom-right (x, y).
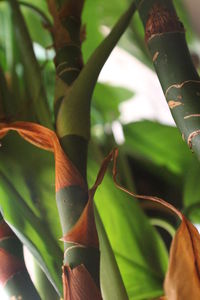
top-left (164, 216), bottom-right (200, 299)
top-left (0, 122), bottom-right (86, 192)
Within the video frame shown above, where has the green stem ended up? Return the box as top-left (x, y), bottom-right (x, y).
top-left (0, 214), bottom-right (41, 300)
top-left (57, 1), bottom-right (137, 142)
top-left (18, 1), bottom-right (52, 28)
top-left (136, 0), bottom-right (200, 159)
top-left (8, 0), bottom-right (53, 128)
top-left (57, 1), bottom-right (136, 179)
top-left (150, 218), bottom-right (176, 238)
top-left (48, 0), bottom-right (84, 113)
top-left (53, 1), bottom-right (136, 293)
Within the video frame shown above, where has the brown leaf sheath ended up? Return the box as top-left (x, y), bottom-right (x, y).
top-left (0, 220), bottom-right (25, 287)
top-left (61, 150), bottom-right (115, 248)
top-left (61, 197), bottom-right (99, 249)
top-left (63, 265), bottom-right (102, 300)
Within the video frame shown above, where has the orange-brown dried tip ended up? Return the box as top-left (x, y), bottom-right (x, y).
top-left (0, 249), bottom-right (25, 287)
top-left (145, 4), bottom-right (184, 43)
top-left (164, 216), bottom-right (200, 298)
top-left (62, 264), bottom-right (102, 300)
top-left (0, 122), bottom-right (86, 192)
top-left (61, 197), bottom-right (99, 249)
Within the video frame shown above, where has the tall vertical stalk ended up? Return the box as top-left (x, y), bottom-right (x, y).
top-left (135, 0), bottom-right (200, 159)
top-left (47, 0), bottom-right (136, 297)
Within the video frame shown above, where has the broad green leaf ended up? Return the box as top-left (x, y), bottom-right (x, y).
top-left (92, 83), bottom-right (134, 124)
top-left (88, 151), bottom-right (168, 299)
top-left (123, 121), bottom-right (192, 176)
top-left (183, 157), bottom-right (200, 223)
top-left (0, 133), bottom-right (62, 295)
top-left (94, 207), bottom-right (128, 300)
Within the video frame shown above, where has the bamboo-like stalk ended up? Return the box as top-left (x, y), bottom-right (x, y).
top-left (47, 0), bottom-right (86, 178)
top-left (47, 0), bottom-right (136, 297)
top-left (135, 0), bottom-right (200, 159)
top-left (47, 0), bottom-right (84, 116)
top-left (8, 0), bottom-right (53, 128)
top-left (0, 214), bottom-right (41, 299)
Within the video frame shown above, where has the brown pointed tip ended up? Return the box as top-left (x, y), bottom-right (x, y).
top-left (62, 199), bottom-right (99, 249)
top-left (62, 264), bottom-right (102, 300)
top-left (164, 217), bottom-right (200, 298)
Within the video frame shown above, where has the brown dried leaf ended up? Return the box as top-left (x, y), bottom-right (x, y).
top-left (164, 216), bottom-right (200, 299)
top-left (0, 122), bottom-right (86, 192)
top-left (0, 249), bottom-right (25, 287)
top-left (63, 264), bottom-right (102, 300)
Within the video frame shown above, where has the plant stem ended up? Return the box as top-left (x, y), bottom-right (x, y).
top-left (136, 0), bottom-right (200, 159)
top-left (47, 0), bottom-right (84, 115)
top-left (8, 0), bottom-right (53, 128)
top-left (18, 1), bottom-right (52, 29)
top-left (47, 1), bottom-right (136, 296)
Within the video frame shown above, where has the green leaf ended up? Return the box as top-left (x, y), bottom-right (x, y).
top-left (183, 157), bottom-right (200, 223)
top-left (94, 207), bottom-right (129, 300)
top-left (0, 133), bottom-right (62, 295)
top-left (88, 151), bottom-right (168, 299)
top-left (92, 83), bottom-right (134, 123)
top-left (123, 121), bottom-right (192, 175)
